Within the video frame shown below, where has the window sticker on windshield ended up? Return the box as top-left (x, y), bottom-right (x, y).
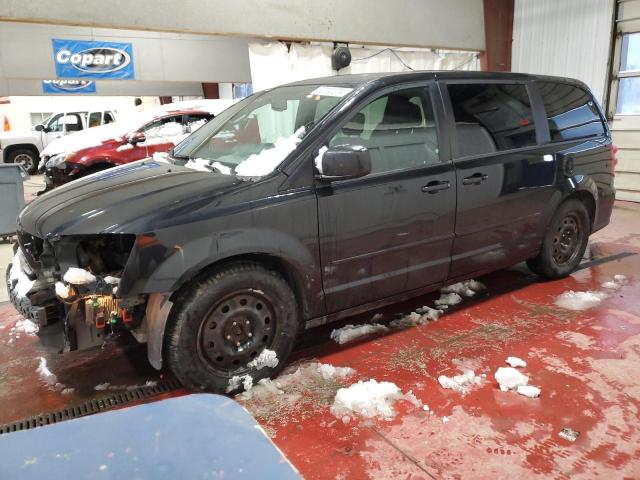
top-left (309, 86), bottom-right (353, 97)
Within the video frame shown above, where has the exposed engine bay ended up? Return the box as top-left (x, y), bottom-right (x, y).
top-left (7, 233), bottom-right (149, 352)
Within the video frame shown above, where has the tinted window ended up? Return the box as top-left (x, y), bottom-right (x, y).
top-left (537, 82), bottom-right (605, 141)
top-left (88, 112), bottom-right (102, 128)
top-left (329, 87), bottom-right (439, 174)
top-left (104, 112), bottom-right (115, 124)
top-left (447, 83), bottom-right (536, 156)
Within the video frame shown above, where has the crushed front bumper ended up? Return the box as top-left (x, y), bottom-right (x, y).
top-left (6, 248), bottom-right (62, 326)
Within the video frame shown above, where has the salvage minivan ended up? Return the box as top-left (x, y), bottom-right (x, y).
top-left (8, 72), bottom-right (615, 392)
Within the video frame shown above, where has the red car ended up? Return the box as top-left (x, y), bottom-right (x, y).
top-left (40, 106), bottom-right (216, 189)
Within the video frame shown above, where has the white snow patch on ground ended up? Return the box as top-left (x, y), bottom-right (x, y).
top-left (13, 319), bottom-right (39, 335)
top-left (601, 281), bottom-right (619, 289)
top-left (441, 279), bottom-right (485, 297)
top-left (506, 356), bottom-right (527, 368)
top-left (434, 292), bottom-right (463, 308)
top-left (517, 385), bottom-right (541, 398)
top-left (235, 127), bottom-right (305, 177)
top-left (495, 367), bottom-right (529, 391)
top-left (330, 323), bottom-right (389, 344)
top-left (602, 274), bottom-right (628, 290)
top-left (247, 349), bottom-right (279, 370)
top-left (237, 362), bottom-right (355, 401)
top-left (331, 380), bottom-right (409, 421)
top-left (389, 307), bottom-right (442, 329)
top-left (37, 357), bottom-right (58, 386)
top-left (438, 370), bottom-right (483, 394)
top-left (63, 267), bottom-right (96, 285)
top-left (227, 374), bottom-right (253, 393)
top-left (614, 274), bottom-right (628, 284)
top-left (555, 290), bottom-right (607, 311)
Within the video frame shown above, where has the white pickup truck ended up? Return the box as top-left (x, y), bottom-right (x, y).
top-left (0, 110), bottom-right (116, 173)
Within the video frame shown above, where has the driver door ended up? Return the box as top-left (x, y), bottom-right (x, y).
top-left (43, 113), bottom-right (65, 147)
top-left (317, 84), bottom-right (456, 313)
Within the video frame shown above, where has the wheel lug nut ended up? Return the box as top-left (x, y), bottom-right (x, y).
top-left (245, 320), bottom-right (250, 325)
top-left (248, 333), bottom-right (253, 338)
top-left (233, 322), bottom-right (237, 326)
top-left (236, 342), bottom-right (241, 347)
top-left (226, 335), bottom-right (231, 340)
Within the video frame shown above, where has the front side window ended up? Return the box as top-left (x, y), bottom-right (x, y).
top-left (144, 115), bottom-right (185, 139)
top-left (88, 112), bottom-right (102, 128)
top-left (172, 84), bottom-right (351, 177)
top-left (447, 83), bottom-right (536, 157)
top-left (328, 87), bottom-right (439, 174)
top-left (537, 82), bottom-right (605, 141)
top-left (47, 114), bottom-right (65, 133)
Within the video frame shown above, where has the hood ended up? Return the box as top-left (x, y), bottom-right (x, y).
top-left (0, 130), bottom-right (38, 142)
top-left (18, 160), bottom-right (245, 238)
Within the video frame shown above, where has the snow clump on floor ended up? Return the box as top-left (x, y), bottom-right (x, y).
top-left (227, 374), bottom-right (254, 393)
top-left (495, 367), bottom-right (529, 391)
top-left (330, 323), bottom-right (389, 344)
top-left (441, 280), bottom-right (485, 297)
top-left (389, 307), bottom-right (442, 329)
top-left (516, 385), bottom-right (541, 398)
top-left (438, 370), bottom-right (483, 394)
top-left (247, 349), bottom-right (279, 370)
top-left (330, 379), bottom-right (419, 422)
top-left (602, 274), bottom-right (628, 290)
top-left (506, 356), bottom-right (527, 368)
top-left (434, 292), bottom-right (463, 308)
top-left (555, 291), bottom-right (608, 311)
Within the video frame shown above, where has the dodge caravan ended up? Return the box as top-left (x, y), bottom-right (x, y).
top-left (7, 71), bottom-right (615, 392)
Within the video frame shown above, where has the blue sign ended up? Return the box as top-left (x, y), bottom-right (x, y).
top-left (52, 39), bottom-right (135, 79)
top-left (42, 79), bottom-right (96, 94)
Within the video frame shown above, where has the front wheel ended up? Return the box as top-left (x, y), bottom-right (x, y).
top-left (8, 149), bottom-right (38, 174)
top-left (527, 199), bottom-right (590, 279)
top-left (164, 262), bottom-right (300, 392)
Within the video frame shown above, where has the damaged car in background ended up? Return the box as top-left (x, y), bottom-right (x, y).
top-left (7, 71), bottom-right (615, 393)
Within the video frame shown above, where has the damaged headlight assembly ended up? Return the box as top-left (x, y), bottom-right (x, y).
top-left (45, 151), bottom-right (73, 169)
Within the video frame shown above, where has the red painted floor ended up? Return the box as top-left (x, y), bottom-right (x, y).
top-left (1, 202), bottom-right (640, 479)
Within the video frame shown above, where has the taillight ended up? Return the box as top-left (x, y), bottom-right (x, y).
top-left (610, 143), bottom-right (618, 176)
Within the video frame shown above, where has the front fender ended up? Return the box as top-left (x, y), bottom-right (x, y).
top-left (120, 226), bottom-right (323, 319)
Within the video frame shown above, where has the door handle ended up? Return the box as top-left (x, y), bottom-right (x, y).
top-left (422, 180), bottom-right (451, 194)
top-left (462, 173), bottom-right (488, 185)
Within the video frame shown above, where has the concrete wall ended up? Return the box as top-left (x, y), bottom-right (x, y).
top-left (511, 0), bottom-right (614, 103)
top-left (0, 0), bottom-right (485, 51)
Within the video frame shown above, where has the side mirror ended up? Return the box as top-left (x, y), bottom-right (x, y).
top-left (316, 145), bottom-right (371, 181)
top-left (34, 124), bottom-right (46, 132)
top-left (128, 132), bottom-right (146, 145)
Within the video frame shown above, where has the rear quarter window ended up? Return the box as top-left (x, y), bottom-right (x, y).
top-left (536, 81), bottom-right (605, 142)
top-left (447, 83), bottom-right (537, 157)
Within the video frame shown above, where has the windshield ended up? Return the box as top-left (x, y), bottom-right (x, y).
top-left (172, 84), bottom-right (353, 177)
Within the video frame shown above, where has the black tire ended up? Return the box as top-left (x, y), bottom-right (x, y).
top-left (527, 199), bottom-right (590, 279)
top-left (164, 262), bottom-right (300, 392)
top-left (8, 148), bottom-right (38, 174)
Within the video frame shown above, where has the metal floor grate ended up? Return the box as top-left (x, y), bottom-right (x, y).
top-left (0, 378), bottom-right (182, 435)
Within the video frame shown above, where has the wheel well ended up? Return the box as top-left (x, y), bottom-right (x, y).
top-left (4, 144), bottom-right (39, 162)
top-left (565, 191), bottom-right (596, 230)
top-left (172, 253), bottom-right (308, 320)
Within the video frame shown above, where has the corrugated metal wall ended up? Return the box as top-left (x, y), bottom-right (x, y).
top-left (512, 0), bottom-right (614, 103)
top-left (609, 0), bottom-right (640, 202)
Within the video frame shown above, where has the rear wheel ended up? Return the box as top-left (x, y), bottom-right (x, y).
top-left (8, 149), bottom-right (38, 174)
top-left (527, 199), bottom-right (590, 279)
top-left (164, 262), bottom-right (300, 392)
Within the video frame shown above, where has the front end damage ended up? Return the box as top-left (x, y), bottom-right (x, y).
top-left (6, 232), bottom-right (161, 356)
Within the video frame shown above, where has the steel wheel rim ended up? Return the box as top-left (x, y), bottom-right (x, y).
top-left (15, 153), bottom-right (34, 170)
top-left (197, 289), bottom-right (275, 375)
top-left (552, 214), bottom-right (581, 266)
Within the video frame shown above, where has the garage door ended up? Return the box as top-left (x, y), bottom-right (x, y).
top-left (609, 1), bottom-right (640, 202)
